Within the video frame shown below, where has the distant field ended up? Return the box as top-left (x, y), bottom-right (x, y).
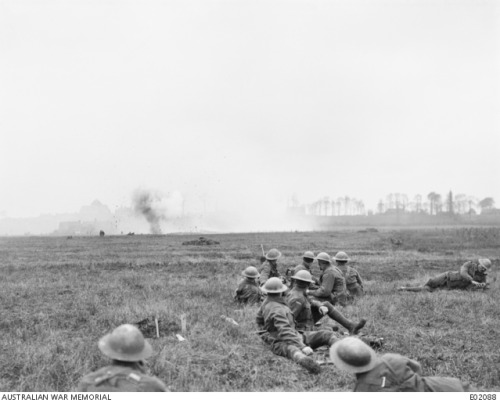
top-left (0, 227), bottom-right (499, 392)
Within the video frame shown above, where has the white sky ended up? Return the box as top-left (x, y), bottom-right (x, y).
top-left (0, 0), bottom-right (499, 218)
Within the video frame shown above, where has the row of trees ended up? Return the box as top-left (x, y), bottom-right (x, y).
top-left (289, 192), bottom-right (496, 217)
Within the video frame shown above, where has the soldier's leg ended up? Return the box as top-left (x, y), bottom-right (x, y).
top-left (303, 330), bottom-right (339, 349)
top-left (322, 302), bottom-right (366, 335)
top-left (398, 285), bottom-right (429, 292)
top-left (310, 305), bottom-right (339, 331)
top-left (272, 343), bottom-right (321, 374)
top-left (399, 272), bottom-right (447, 292)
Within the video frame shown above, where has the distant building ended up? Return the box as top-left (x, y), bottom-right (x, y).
top-left (79, 200), bottom-right (114, 222)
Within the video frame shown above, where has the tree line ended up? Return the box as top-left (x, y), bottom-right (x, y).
top-left (288, 192), bottom-right (496, 217)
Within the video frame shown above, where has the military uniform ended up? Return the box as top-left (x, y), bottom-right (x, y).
top-left (354, 354), bottom-right (468, 392)
top-left (286, 287), bottom-right (322, 331)
top-left (287, 285), bottom-right (378, 347)
top-left (77, 363), bottom-right (168, 392)
top-left (425, 260), bottom-right (488, 291)
top-left (256, 295), bottom-right (335, 358)
top-left (344, 266), bottom-right (364, 297)
top-left (259, 261), bottom-right (280, 286)
top-left (309, 265), bottom-right (347, 306)
top-left (234, 278), bottom-right (262, 304)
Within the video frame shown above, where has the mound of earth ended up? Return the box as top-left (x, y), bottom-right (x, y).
top-left (182, 237), bottom-right (220, 246)
top-left (134, 316), bottom-right (181, 338)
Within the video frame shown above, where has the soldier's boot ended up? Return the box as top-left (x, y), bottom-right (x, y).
top-left (327, 307), bottom-right (366, 335)
top-left (291, 351), bottom-right (321, 374)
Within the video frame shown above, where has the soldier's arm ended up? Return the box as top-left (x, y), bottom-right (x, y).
top-left (273, 307), bottom-right (306, 348)
top-left (146, 378), bottom-right (170, 392)
top-left (307, 295), bottom-right (322, 308)
top-left (459, 261), bottom-right (474, 283)
top-left (287, 297), bottom-right (304, 319)
top-left (260, 267), bottom-right (270, 285)
top-left (234, 282), bottom-right (245, 300)
top-left (247, 289), bottom-right (262, 304)
top-left (406, 358), bottom-right (423, 375)
top-left (356, 270), bottom-right (364, 287)
top-left (310, 271), bottom-right (334, 298)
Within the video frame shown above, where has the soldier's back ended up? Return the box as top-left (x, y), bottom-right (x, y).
top-left (77, 364), bottom-right (168, 392)
top-left (354, 354), bottom-right (426, 392)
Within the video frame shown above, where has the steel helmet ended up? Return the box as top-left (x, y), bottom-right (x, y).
top-left (329, 337), bottom-right (379, 374)
top-left (98, 324), bottom-right (153, 362)
top-left (291, 270), bottom-right (314, 283)
top-left (265, 248), bottom-right (282, 261)
top-left (316, 252), bottom-right (331, 263)
top-left (242, 266), bottom-right (259, 278)
top-left (261, 277), bottom-right (288, 294)
top-left (334, 251), bottom-right (349, 262)
top-left (479, 258), bottom-right (492, 270)
top-left (303, 251), bottom-right (315, 260)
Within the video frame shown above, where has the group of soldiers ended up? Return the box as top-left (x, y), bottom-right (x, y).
top-left (76, 248), bottom-right (493, 392)
top-left (235, 248), bottom-right (493, 391)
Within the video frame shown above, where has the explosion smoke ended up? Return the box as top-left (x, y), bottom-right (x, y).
top-left (132, 189), bottom-right (166, 234)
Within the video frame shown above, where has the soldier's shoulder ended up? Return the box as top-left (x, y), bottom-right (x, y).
top-left (76, 365), bottom-right (130, 392)
top-left (78, 366), bottom-right (114, 384)
top-left (381, 353), bottom-right (413, 368)
top-left (287, 292), bottom-right (306, 305)
top-left (269, 300), bottom-right (291, 313)
top-left (138, 374), bottom-right (169, 392)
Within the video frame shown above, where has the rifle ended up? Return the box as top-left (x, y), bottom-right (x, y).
top-left (260, 244), bottom-right (266, 263)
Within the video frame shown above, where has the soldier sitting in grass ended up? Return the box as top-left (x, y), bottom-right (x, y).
top-left (256, 278), bottom-right (339, 374)
top-left (398, 258), bottom-right (492, 292)
top-left (286, 251), bottom-right (319, 289)
top-left (330, 337), bottom-right (470, 392)
top-left (259, 248), bottom-right (283, 285)
top-left (234, 266), bottom-right (262, 304)
top-left (334, 251), bottom-right (364, 297)
top-left (77, 324), bottom-right (168, 392)
top-left (307, 252), bottom-right (348, 306)
top-left (287, 270), bottom-right (366, 335)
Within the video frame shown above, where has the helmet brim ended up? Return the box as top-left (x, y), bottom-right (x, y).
top-left (98, 334), bottom-right (153, 362)
top-left (265, 252), bottom-right (282, 261)
top-left (329, 342), bottom-right (378, 374)
top-left (291, 275), bottom-right (314, 283)
top-left (242, 271), bottom-right (259, 278)
top-left (260, 283), bottom-right (288, 294)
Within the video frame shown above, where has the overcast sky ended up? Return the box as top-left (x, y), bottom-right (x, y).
top-left (0, 0), bottom-right (498, 219)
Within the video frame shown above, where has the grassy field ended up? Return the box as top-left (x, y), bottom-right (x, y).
top-left (0, 227), bottom-right (499, 392)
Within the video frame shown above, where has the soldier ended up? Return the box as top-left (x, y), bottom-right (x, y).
top-left (287, 270), bottom-right (366, 335)
top-left (335, 251), bottom-right (364, 297)
top-left (259, 248), bottom-right (282, 285)
top-left (398, 258), bottom-right (492, 292)
top-left (77, 324), bottom-right (168, 392)
top-left (256, 278), bottom-right (341, 374)
top-left (307, 252), bottom-right (348, 306)
top-left (234, 266), bottom-right (262, 304)
top-left (286, 251), bottom-right (318, 288)
top-left (330, 337), bottom-right (470, 392)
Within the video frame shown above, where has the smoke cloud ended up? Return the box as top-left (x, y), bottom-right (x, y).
top-left (132, 189), bottom-right (183, 234)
